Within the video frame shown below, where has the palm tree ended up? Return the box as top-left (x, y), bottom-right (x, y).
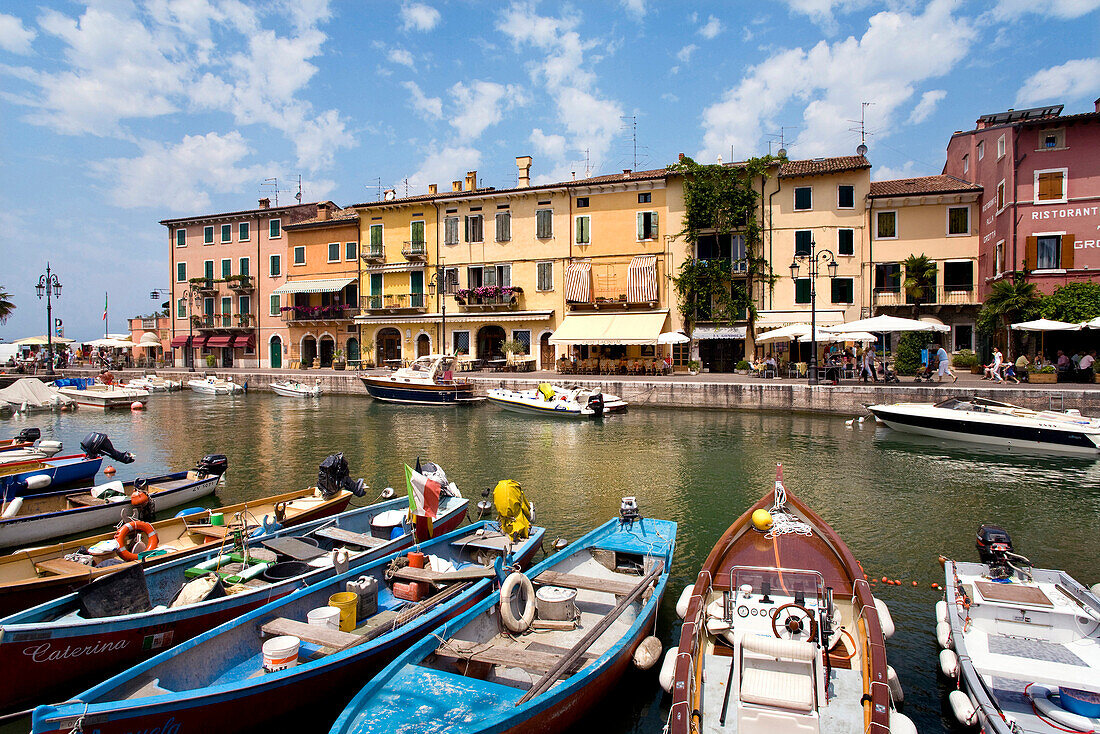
top-left (978, 278), bottom-right (1042, 358)
top-left (0, 287), bottom-right (14, 324)
top-left (902, 254), bottom-right (938, 314)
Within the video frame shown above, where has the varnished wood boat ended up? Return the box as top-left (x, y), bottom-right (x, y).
top-left (667, 464), bottom-right (914, 734)
top-left (0, 486), bottom-right (354, 617)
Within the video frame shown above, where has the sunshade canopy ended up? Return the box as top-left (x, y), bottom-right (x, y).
top-left (797, 328), bottom-right (877, 343)
top-left (270, 277), bottom-right (355, 296)
top-left (139, 332), bottom-right (161, 344)
top-left (1010, 318), bottom-right (1082, 332)
top-left (657, 331), bottom-right (689, 344)
top-left (691, 326), bottom-right (746, 340)
top-left (13, 335), bottom-right (75, 345)
top-left (549, 311), bottom-right (668, 345)
top-left (827, 315), bottom-right (950, 333)
top-left (1083, 317), bottom-right (1100, 330)
top-left (756, 323), bottom-right (812, 343)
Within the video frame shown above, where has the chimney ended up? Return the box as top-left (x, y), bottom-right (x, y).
top-left (428, 183), bottom-right (437, 195)
top-left (623, 169), bottom-right (632, 179)
top-left (316, 202), bottom-right (330, 221)
top-left (516, 155), bottom-right (532, 188)
top-left (258, 197), bottom-right (270, 209)
top-left (465, 170), bottom-right (477, 191)
top-left (678, 152), bottom-right (685, 162)
top-left (452, 180), bottom-right (463, 192)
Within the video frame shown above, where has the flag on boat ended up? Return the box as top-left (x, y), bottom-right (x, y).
top-left (404, 463), bottom-right (440, 519)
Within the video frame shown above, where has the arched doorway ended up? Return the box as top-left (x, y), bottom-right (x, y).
top-left (540, 332), bottom-right (554, 370)
top-left (301, 336), bottom-right (317, 368)
top-left (477, 325), bottom-right (506, 360)
top-left (346, 337), bottom-right (360, 366)
top-left (416, 333), bottom-right (431, 357)
top-left (319, 335), bottom-right (336, 367)
top-left (270, 335), bottom-right (282, 369)
top-left (377, 328), bottom-right (401, 365)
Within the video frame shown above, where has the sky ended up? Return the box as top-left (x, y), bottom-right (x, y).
top-left (1, 0), bottom-right (1098, 342)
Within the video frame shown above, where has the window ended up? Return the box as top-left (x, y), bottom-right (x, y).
top-left (410, 271), bottom-right (425, 307)
top-left (328, 242), bottom-right (340, 262)
top-left (794, 230), bottom-right (812, 256)
top-left (269, 254), bottom-right (281, 276)
top-left (176, 298), bottom-right (186, 319)
top-left (239, 222), bottom-right (250, 241)
top-left (995, 240), bottom-right (1005, 276)
top-left (953, 324), bottom-right (973, 352)
top-left (637, 211), bottom-right (658, 240)
top-left (269, 294), bottom-right (281, 316)
top-left (346, 242), bottom-right (357, 261)
top-left (410, 220), bottom-right (426, 245)
top-left (444, 267), bottom-right (459, 294)
top-left (511, 330), bottom-right (531, 354)
top-left (731, 235), bottom-right (747, 273)
top-left (1040, 129), bottom-right (1064, 150)
top-left (943, 261), bottom-right (974, 292)
top-left (204, 226), bottom-right (214, 244)
top-left (536, 209), bottom-right (553, 239)
top-left (1035, 169), bottom-right (1066, 203)
top-left (452, 330), bottom-right (470, 356)
top-left (293, 246), bottom-right (305, 265)
top-left (203, 260), bottom-right (214, 282)
top-left (220, 296), bottom-right (232, 318)
top-left (203, 296), bottom-right (214, 316)
top-left (948, 206), bottom-right (970, 235)
top-left (468, 264), bottom-right (511, 288)
top-left (837, 185), bottom-right (854, 209)
top-left (239, 257), bottom-right (249, 276)
top-left (794, 186), bottom-right (812, 211)
top-left (344, 283), bottom-right (357, 309)
top-left (638, 192), bottom-right (651, 204)
top-left (221, 258), bottom-right (231, 279)
top-left (794, 278), bottom-right (811, 304)
top-left (537, 261), bottom-right (553, 291)
top-left (576, 197), bottom-right (590, 207)
top-left (444, 216), bottom-right (459, 245)
top-left (238, 295), bottom-right (250, 316)
top-left (175, 229), bottom-right (186, 247)
top-left (962, 155), bottom-right (969, 174)
top-left (996, 180), bottom-right (1006, 212)
top-left (464, 214), bottom-right (483, 243)
top-left (997, 134), bottom-right (1006, 159)
top-left (496, 211), bottom-right (511, 242)
top-left (874, 262), bottom-right (901, 292)
top-left (176, 262), bottom-right (186, 282)
top-left (673, 342), bottom-right (689, 366)
top-left (977, 140), bottom-right (985, 160)
top-left (838, 229), bottom-right (854, 256)
top-left (221, 224), bottom-right (232, 243)
top-left (830, 278), bottom-right (854, 304)
top-left (269, 218), bottom-right (281, 238)
top-left (368, 273), bottom-right (382, 308)
top-left (1036, 235), bottom-right (1061, 270)
top-left (875, 211), bottom-right (897, 239)
top-left (575, 215), bottom-right (591, 244)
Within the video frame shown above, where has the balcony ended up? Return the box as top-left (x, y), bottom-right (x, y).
top-left (454, 286), bottom-right (523, 311)
top-left (566, 263), bottom-right (659, 310)
top-left (361, 244), bottom-right (385, 264)
top-left (237, 314), bottom-right (256, 328)
top-left (227, 275), bottom-right (254, 293)
top-left (191, 279), bottom-right (218, 296)
top-left (872, 285), bottom-right (979, 307)
top-left (402, 241), bottom-right (428, 261)
top-left (280, 305), bottom-right (358, 323)
top-left (360, 293), bottom-right (428, 314)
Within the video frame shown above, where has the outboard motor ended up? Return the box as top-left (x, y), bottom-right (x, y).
top-left (195, 454), bottom-right (229, 478)
top-left (318, 453), bottom-right (366, 499)
top-left (976, 524), bottom-right (1031, 580)
top-left (587, 392), bottom-right (605, 417)
top-left (80, 432), bottom-right (135, 464)
top-left (15, 428), bottom-right (41, 443)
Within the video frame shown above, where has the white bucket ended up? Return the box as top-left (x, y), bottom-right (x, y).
top-left (307, 606), bottom-right (341, 630)
top-left (262, 635), bottom-right (300, 672)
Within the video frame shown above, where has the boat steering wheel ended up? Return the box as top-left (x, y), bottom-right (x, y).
top-left (771, 603), bottom-right (818, 641)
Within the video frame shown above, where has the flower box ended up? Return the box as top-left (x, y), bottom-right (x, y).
top-left (1030, 372), bottom-right (1057, 383)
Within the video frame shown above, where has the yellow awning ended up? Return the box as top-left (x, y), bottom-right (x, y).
top-left (549, 311), bottom-right (668, 345)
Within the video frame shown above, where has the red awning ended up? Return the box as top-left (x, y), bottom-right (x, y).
top-left (169, 336), bottom-right (190, 348)
top-left (192, 336), bottom-right (208, 348)
top-left (206, 335), bottom-right (233, 348)
top-left (231, 334), bottom-right (254, 348)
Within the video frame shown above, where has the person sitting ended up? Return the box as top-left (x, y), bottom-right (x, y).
top-left (983, 348), bottom-right (1004, 382)
top-left (1015, 354), bottom-right (1030, 383)
top-left (1077, 349), bottom-right (1096, 383)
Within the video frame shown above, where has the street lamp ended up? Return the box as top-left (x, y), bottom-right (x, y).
top-left (427, 265), bottom-right (448, 355)
top-left (184, 281), bottom-right (203, 371)
top-left (789, 239), bottom-right (838, 386)
top-left (35, 263), bottom-right (62, 375)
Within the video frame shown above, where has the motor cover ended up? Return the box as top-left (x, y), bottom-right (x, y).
top-left (976, 524), bottom-right (1013, 565)
top-left (80, 432), bottom-right (135, 464)
top-left (15, 428), bottom-right (41, 443)
top-left (195, 454), bottom-right (229, 477)
top-left (318, 452), bottom-right (366, 499)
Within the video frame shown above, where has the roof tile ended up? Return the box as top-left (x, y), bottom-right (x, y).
top-left (777, 156), bottom-right (870, 177)
top-left (868, 174), bottom-right (982, 197)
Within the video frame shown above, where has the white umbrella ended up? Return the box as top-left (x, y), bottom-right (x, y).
top-left (800, 330), bottom-right (877, 343)
top-left (827, 315), bottom-right (950, 334)
top-left (1084, 317), bottom-right (1100, 330)
top-left (657, 331), bottom-right (689, 345)
top-left (1010, 318), bottom-right (1082, 332)
top-left (756, 323), bottom-right (811, 343)
top-left (139, 332), bottom-right (160, 344)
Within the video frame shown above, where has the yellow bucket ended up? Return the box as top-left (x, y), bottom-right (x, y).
top-left (328, 591), bottom-right (358, 632)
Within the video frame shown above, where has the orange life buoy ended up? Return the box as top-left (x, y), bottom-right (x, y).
top-left (115, 520), bottom-right (159, 561)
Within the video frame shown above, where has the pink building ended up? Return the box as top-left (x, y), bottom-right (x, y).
top-left (943, 100), bottom-right (1100, 297)
top-left (128, 315), bottom-right (171, 366)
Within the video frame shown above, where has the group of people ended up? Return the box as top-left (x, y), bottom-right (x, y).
top-left (981, 348), bottom-right (1097, 383)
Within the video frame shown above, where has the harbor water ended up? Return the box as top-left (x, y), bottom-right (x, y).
top-left (4, 392), bottom-right (1100, 733)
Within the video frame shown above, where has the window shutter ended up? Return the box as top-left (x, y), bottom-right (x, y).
top-left (464, 216), bottom-right (470, 242)
top-left (637, 213), bottom-right (644, 240)
top-left (1024, 236), bottom-right (1037, 270)
top-left (651, 212), bottom-right (658, 239)
top-left (1061, 234), bottom-right (1075, 269)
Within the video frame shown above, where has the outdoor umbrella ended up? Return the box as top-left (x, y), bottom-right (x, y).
top-left (755, 323), bottom-right (811, 343)
top-left (657, 331), bottom-right (689, 344)
top-left (799, 330), bottom-right (877, 343)
top-left (13, 335), bottom-right (75, 345)
top-left (827, 315), bottom-right (950, 334)
top-left (1083, 317), bottom-right (1100, 330)
top-left (1010, 318), bottom-right (1082, 358)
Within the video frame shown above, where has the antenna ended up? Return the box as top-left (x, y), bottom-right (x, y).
top-left (295, 175), bottom-right (302, 203)
top-left (584, 148), bottom-right (591, 178)
top-left (620, 115), bottom-right (638, 170)
top-left (261, 177), bottom-right (279, 206)
top-left (767, 127), bottom-right (795, 158)
top-left (848, 102), bottom-right (873, 156)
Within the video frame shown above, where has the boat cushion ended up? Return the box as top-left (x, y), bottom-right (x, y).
top-left (740, 667), bottom-right (815, 712)
top-left (741, 635), bottom-right (817, 662)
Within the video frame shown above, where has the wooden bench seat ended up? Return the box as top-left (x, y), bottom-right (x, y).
top-left (260, 617), bottom-right (361, 652)
top-left (65, 494), bottom-right (105, 508)
top-left (312, 526), bottom-right (390, 549)
top-left (35, 558), bottom-right (120, 577)
top-left (532, 570), bottom-right (637, 597)
top-left (389, 566), bottom-right (495, 586)
top-left (434, 639), bottom-right (593, 675)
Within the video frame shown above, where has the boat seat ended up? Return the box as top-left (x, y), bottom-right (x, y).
top-left (65, 493), bottom-right (106, 508)
top-left (311, 526), bottom-right (389, 549)
top-left (532, 570), bottom-right (637, 596)
top-left (741, 635), bottom-right (817, 662)
top-left (261, 617), bottom-right (361, 652)
top-left (740, 668), bottom-right (815, 712)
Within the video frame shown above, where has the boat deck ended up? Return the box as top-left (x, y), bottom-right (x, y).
top-left (714, 522), bottom-right (851, 595)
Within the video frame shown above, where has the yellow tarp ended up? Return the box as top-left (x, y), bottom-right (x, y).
top-left (493, 479), bottom-right (531, 541)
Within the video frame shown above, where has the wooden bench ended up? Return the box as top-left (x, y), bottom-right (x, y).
top-left (533, 570), bottom-right (638, 597)
top-left (65, 494), bottom-right (105, 508)
top-left (434, 639), bottom-right (594, 675)
top-left (261, 617), bottom-right (361, 652)
top-left (35, 558), bottom-right (123, 578)
top-left (389, 566), bottom-right (496, 586)
top-left (185, 525), bottom-right (231, 539)
top-left (312, 526), bottom-right (390, 549)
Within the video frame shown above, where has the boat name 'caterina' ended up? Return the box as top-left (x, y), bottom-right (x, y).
top-left (22, 638), bottom-right (129, 663)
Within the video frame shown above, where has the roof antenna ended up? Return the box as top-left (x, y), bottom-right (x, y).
top-left (620, 115), bottom-right (638, 170)
top-left (261, 177), bottom-right (279, 206)
top-left (295, 175), bottom-right (302, 203)
top-left (849, 102), bottom-right (873, 156)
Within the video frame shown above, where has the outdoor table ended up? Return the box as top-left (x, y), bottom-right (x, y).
top-left (384, 359), bottom-right (402, 370)
top-left (487, 358), bottom-right (507, 372)
top-left (458, 358), bottom-right (482, 372)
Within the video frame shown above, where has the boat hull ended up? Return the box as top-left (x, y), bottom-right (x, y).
top-left (360, 377), bottom-right (476, 405)
top-left (55, 389), bottom-right (149, 409)
top-left (270, 383), bottom-right (320, 398)
top-left (0, 455), bottom-right (103, 498)
top-left (486, 394), bottom-right (628, 417)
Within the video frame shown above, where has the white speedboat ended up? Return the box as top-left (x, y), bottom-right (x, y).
top-left (126, 375), bottom-right (181, 391)
top-left (867, 396), bottom-right (1100, 455)
top-left (486, 382), bottom-right (628, 417)
top-left (359, 354), bottom-right (479, 405)
top-left (187, 375), bottom-right (245, 395)
top-left (270, 379), bottom-right (322, 397)
top-left (54, 382), bottom-right (150, 409)
top-left (938, 525), bottom-right (1100, 734)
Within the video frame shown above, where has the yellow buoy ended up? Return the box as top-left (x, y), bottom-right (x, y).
top-left (752, 509), bottom-right (773, 531)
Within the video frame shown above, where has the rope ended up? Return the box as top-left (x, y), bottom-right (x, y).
top-left (765, 478), bottom-right (812, 539)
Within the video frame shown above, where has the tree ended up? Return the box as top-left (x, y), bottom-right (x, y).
top-left (976, 277), bottom-right (1042, 357)
top-left (1039, 282), bottom-right (1100, 323)
top-left (894, 331), bottom-right (926, 375)
top-left (0, 287), bottom-right (14, 324)
top-left (902, 254), bottom-right (938, 314)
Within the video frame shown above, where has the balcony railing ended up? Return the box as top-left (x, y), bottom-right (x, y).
top-left (141, 318), bottom-right (158, 329)
top-left (361, 244), bottom-right (385, 263)
top-left (191, 279), bottom-right (218, 295)
top-left (873, 285), bottom-right (978, 307)
top-left (454, 286), bottom-right (522, 311)
top-left (227, 275), bottom-right (254, 292)
top-left (192, 313), bottom-right (256, 329)
top-left (280, 305), bottom-right (357, 322)
top-left (360, 293), bottom-right (427, 312)
top-left (402, 241), bottom-right (428, 261)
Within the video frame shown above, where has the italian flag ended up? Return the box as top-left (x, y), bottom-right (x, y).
top-left (404, 464), bottom-right (440, 520)
top-left (102, 293), bottom-right (108, 322)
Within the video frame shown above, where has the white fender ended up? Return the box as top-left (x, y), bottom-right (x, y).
top-left (827, 607), bottom-right (843, 650)
top-left (887, 665), bottom-right (904, 705)
top-left (936, 621), bottom-right (953, 650)
top-left (874, 597), bottom-right (895, 638)
top-left (658, 649), bottom-right (677, 693)
top-left (890, 712), bottom-right (918, 734)
top-left (1028, 684), bottom-right (1100, 733)
top-left (949, 690), bottom-right (978, 727)
top-left (675, 586), bottom-right (693, 619)
top-left (706, 598), bottom-right (725, 619)
top-left (939, 649), bottom-right (960, 678)
top-left (935, 600), bottom-right (948, 625)
top-left (1090, 582), bottom-right (1100, 598)
top-left (499, 572), bottom-right (535, 634)
top-left (1, 496), bottom-right (23, 519)
top-left (23, 475), bottom-right (51, 491)
top-left (633, 636), bottom-right (662, 670)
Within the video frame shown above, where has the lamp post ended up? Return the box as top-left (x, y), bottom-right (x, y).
top-left (428, 265), bottom-right (448, 355)
top-left (790, 239), bottom-right (838, 386)
top-left (35, 264), bottom-right (62, 375)
top-left (185, 282), bottom-right (202, 371)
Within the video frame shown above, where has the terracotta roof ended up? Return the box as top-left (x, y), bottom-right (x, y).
top-left (284, 207), bottom-right (359, 230)
top-left (868, 174), bottom-right (982, 198)
top-left (777, 156), bottom-right (870, 178)
top-left (159, 201), bottom-right (334, 226)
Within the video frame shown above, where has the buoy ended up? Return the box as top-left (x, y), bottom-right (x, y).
top-left (752, 509), bottom-right (773, 531)
top-left (499, 572), bottom-right (535, 634)
top-left (936, 600), bottom-right (948, 624)
top-left (552, 538), bottom-right (568, 551)
top-left (887, 664), bottom-right (904, 704)
top-left (2, 497), bottom-right (24, 519)
top-left (104, 466), bottom-right (116, 476)
top-left (936, 621), bottom-right (953, 649)
top-left (890, 712), bottom-right (918, 734)
top-left (1028, 684), bottom-right (1100, 732)
top-left (23, 475), bottom-right (51, 491)
top-left (658, 649), bottom-right (677, 693)
top-left (874, 598), bottom-right (895, 638)
top-left (939, 649), bottom-right (960, 678)
top-left (675, 586), bottom-right (693, 619)
top-left (130, 401), bottom-right (143, 411)
top-left (881, 576), bottom-right (888, 583)
top-left (633, 636), bottom-right (662, 670)
top-left (380, 487), bottom-right (395, 499)
top-left (931, 583), bottom-right (940, 590)
top-left (948, 690), bottom-right (978, 726)
top-left (911, 581), bottom-right (918, 587)
top-left (845, 419), bottom-right (855, 427)
top-left (1091, 582), bottom-right (1100, 597)
top-left (938, 555), bottom-right (948, 567)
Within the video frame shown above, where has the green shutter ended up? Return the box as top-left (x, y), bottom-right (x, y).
top-left (650, 212), bottom-right (658, 238)
top-left (221, 259), bottom-right (231, 278)
top-left (411, 221), bottom-right (425, 244)
top-left (371, 224), bottom-right (382, 246)
top-left (239, 258), bottom-right (249, 276)
top-left (795, 279), bottom-right (810, 304)
top-left (637, 213), bottom-right (644, 240)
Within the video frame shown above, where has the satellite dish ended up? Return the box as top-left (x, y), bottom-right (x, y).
top-left (777, 148), bottom-right (787, 158)
top-left (857, 143), bottom-right (868, 156)
top-left (384, 190), bottom-right (396, 201)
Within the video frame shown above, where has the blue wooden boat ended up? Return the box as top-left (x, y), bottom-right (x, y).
top-left (0, 492), bottom-right (468, 713)
top-left (0, 432), bottom-right (134, 498)
top-left (329, 508), bottom-right (676, 734)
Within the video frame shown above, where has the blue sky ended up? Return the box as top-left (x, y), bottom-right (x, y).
top-left (1, 0), bottom-right (1098, 341)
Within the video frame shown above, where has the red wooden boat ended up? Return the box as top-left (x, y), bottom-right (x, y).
top-left (666, 465), bottom-right (914, 734)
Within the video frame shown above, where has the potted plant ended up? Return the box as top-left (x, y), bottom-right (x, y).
top-left (360, 340), bottom-right (375, 368)
top-left (332, 348), bottom-right (346, 371)
top-left (688, 359), bottom-right (701, 376)
top-left (1030, 365), bottom-right (1057, 383)
top-left (501, 339), bottom-right (527, 368)
top-left (735, 359), bottom-right (751, 375)
top-left (204, 354), bottom-right (216, 368)
top-left (952, 349), bottom-right (978, 373)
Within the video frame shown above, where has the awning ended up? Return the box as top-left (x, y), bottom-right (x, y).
top-left (231, 334), bottom-right (255, 348)
top-left (355, 311), bottom-right (553, 325)
top-left (565, 261), bottom-right (592, 303)
top-left (206, 335), bottom-right (233, 348)
top-left (693, 326), bottom-right (747, 340)
top-left (193, 336), bottom-right (209, 348)
top-left (14, 335), bottom-right (75, 345)
top-left (271, 277), bottom-right (355, 296)
top-left (169, 336), bottom-right (191, 348)
top-left (755, 310), bottom-right (846, 328)
top-left (627, 255), bottom-right (658, 303)
top-left (139, 332), bottom-right (161, 345)
top-left (549, 311), bottom-right (668, 345)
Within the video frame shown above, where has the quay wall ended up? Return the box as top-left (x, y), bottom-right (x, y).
top-left (46, 368), bottom-right (1100, 416)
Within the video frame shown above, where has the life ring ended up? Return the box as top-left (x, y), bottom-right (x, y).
top-left (115, 520), bottom-right (159, 561)
top-left (499, 572), bottom-right (535, 634)
top-left (1028, 684), bottom-right (1100, 732)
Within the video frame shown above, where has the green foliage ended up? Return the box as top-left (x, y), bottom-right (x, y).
top-left (735, 360), bottom-right (751, 370)
top-left (1033, 365), bottom-right (1056, 374)
top-left (687, 360), bottom-right (701, 372)
top-left (902, 254), bottom-right (938, 308)
top-left (1039, 282), bottom-right (1100, 322)
top-left (204, 354), bottom-right (216, 367)
top-left (501, 339), bottom-right (527, 355)
top-left (0, 287), bottom-right (14, 324)
top-left (976, 277), bottom-right (1041, 336)
top-left (893, 332), bottom-right (926, 374)
top-left (674, 259), bottom-right (752, 326)
top-left (951, 349), bottom-right (978, 368)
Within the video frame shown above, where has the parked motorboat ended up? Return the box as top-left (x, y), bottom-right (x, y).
top-left (0, 379), bottom-right (73, 412)
top-left (126, 375), bottom-right (181, 392)
top-left (486, 383), bottom-right (628, 417)
top-left (329, 500), bottom-right (675, 734)
top-left (31, 521), bottom-right (546, 734)
top-left (0, 437), bottom-right (65, 465)
top-left (666, 464), bottom-right (913, 734)
top-left (359, 354), bottom-right (479, 405)
top-left (187, 375), bottom-right (245, 395)
top-left (270, 379), bottom-right (322, 398)
top-left (55, 381), bottom-right (150, 409)
top-left (0, 433), bottom-right (134, 499)
top-left (938, 525), bottom-right (1100, 734)
top-left (868, 396), bottom-right (1100, 455)
top-left (0, 428), bottom-right (42, 453)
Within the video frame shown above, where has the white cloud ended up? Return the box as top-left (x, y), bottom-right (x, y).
top-left (388, 47), bottom-right (415, 67)
top-left (530, 128), bottom-right (567, 158)
top-left (871, 160), bottom-right (925, 181)
top-left (1016, 58), bottom-right (1100, 106)
top-left (448, 80), bottom-right (525, 141)
top-left (992, 0), bottom-right (1100, 19)
top-left (407, 145), bottom-right (482, 190)
top-left (908, 89), bottom-right (946, 124)
top-left (620, 0), bottom-right (647, 18)
top-left (0, 12), bottom-right (36, 54)
top-left (401, 2), bottom-right (441, 31)
top-left (677, 44), bottom-right (697, 62)
top-left (698, 15), bottom-right (723, 39)
top-left (779, 0), bottom-right (870, 33)
top-left (402, 80), bottom-right (443, 120)
top-left (699, 0), bottom-right (974, 161)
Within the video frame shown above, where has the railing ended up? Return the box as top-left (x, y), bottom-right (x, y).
top-left (228, 276), bottom-right (254, 292)
top-left (141, 318), bottom-right (158, 329)
top-left (402, 241), bottom-right (428, 260)
top-left (454, 287), bottom-right (522, 311)
top-left (361, 244), bottom-right (385, 262)
top-left (872, 285), bottom-right (978, 307)
top-left (237, 314), bottom-right (256, 327)
top-left (193, 279), bottom-right (218, 295)
top-left (280, 305), bottom-right (356, 322)
top-left (361, 293), bottom-right (427, 312)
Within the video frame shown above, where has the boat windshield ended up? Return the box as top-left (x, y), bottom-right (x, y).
top-left (731, 566), bottom-right (823, 605)
top-left (934, 397), bottom-right (1021, 412)
top-left (408, 357), bottom-right (436, 372)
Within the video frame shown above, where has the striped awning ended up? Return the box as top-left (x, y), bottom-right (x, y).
top-left (231, 334), bottom-right (254, 348)
top-left (206, 335), bottom-right (233, 348)
top-left (270, 278), bottom-right (355, 296)
top-left (626, 255), bottom-right (657, 303)
top-left (564, 261), bottom-right (592, 303)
